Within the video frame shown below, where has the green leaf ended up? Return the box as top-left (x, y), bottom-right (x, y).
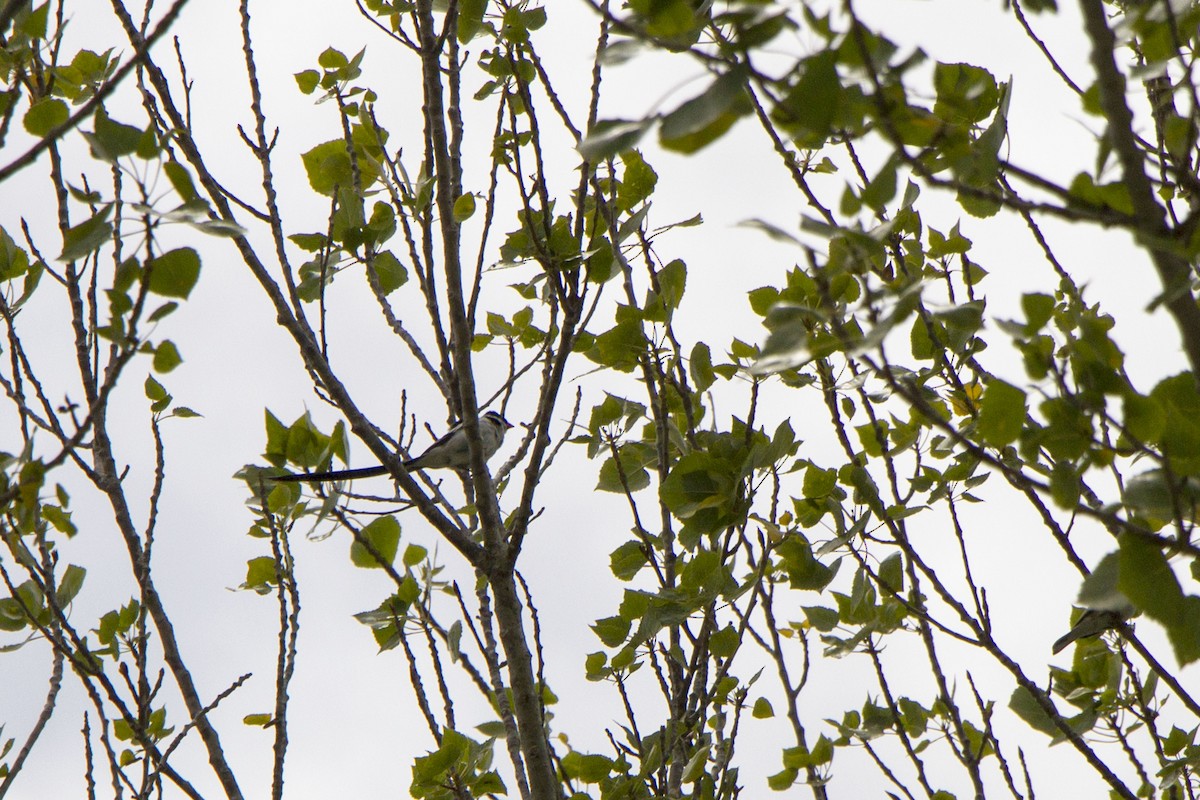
top-left (1068, 172), bottom-right (1134, 215)
top-left (453, 193), bottom-right (476, 222)
top-left (164, 161), bottom-right (198, 202)
top-left (458, 0), bottom-right (489, 41)
top-left (958, 181), bottom-right (1002, 219)
top-left (587, 315), bottom-right (648, 372)
top-left (660, 450), bottom-right (744, 540)
top-left (1038, 397), bottom-right (1093, 460)
top-left (587, 393), bottom-right (646, 435)
top-left (977, 378), bottom-right (1026, 446)
top-left (59, 206), bottom-right (113, 261)
top-left (752, 697), bottom-right (774, 718)
top-left (289, 233), bottom-right (327, 253)
top-left (578, 118), bottom-right (651, 161)
top-left (1049, 461), bottom-right (1081, 509)
top-left (402, 544), bottom-right (427, 567)
top-left (771, 50), bottom-right (840, 147)
top-left (294, 69), bottom-right (320, 94)
top-left (618, 150), bottom-right (658, 211)
top-left (610, 540), bottom-right (648, 580)
top-left (192, 217), bottom-right (245, 238)
top-left (243, 556), bottom-right (279, 592)
top-left (584, 651), bottom-right (608, 679)
top-left (135, 126), bottom-right (160, 159)
top-left (802, 605), bottom-right (839, 632)
top-left (144, 375), bottom-right (167, 402)
top-left (147, 248), bottom-right (201, 299)
top-left (585, 238), bottom-right (616, 283)
top-left (268, 411), bottom-right (348, 470)
top-left (487, 311), bottom-right (515, 337)
top-left (23, 97), bottom-right (68, 137)
top-left (1009, 685), bottom-right (1058, 736)
top-left (1119, 532), bottom-right (1200, 663)
top-left (928, 223), bottom-right (973, 258)
top-left (751, 303), bottom-right (821, 375)
top-left (1122, 469), bottom-right (1200, 525)
top-left (18, 2), bottom-right (49, 38)
top-left (680, 743), bottom-right (710, 783)
top-left (350, 516), bottom-right (401, 569)
top-left (0, 226), bottom-right (30, 282)
top-left (148, 302), bottom-right (179, 323)
top-left (803, 465), bottom-right (837, 499)
top-left (561, 752), bottom-right (613, 783)
top-left (642, 259), bottom-right (686, 323)
top-left (1021, 292), bottom-right (1055, 333)
top-left (152, 340), bottom-right (182, 373)
top-left (0, 597), bottom-right (30, 631)
top-left (860, 156), bottom-right (898, 212)
top-left (354, 593), bottom-right (413, 647)
top-left (591, 615), bottom-right (630, 647)
top-left (369, 250), bottom-right (407, 294)
top-left (318, 47), bottom-right (348, 70)
top-left (910, 315), bottom-right (933, 360)
top-left (778, 537), bottom-right (836, 591)
top-left (89, 109), bottom-right (143, 160)
top-left (301, 139), bottom-right (357, 196)
top-left (1122, 392), bottom-right (1165, 445)
top-left (475, 721), bottom-right (509, 741)
top-left (1076, 552), bottom-right (1133, 612)
top-left (709, 624), bottom-right (740, 658)
top-left (855, 421), bottom-right (886, 457)
top-left (42, 505), bottom-right (76, 536)
top-left (1150, 374), bottom-right (1200, 475)
top-left (689, 341), bottom-right (716, 393)
top-left (898, 698), bottom-right (929, 736)
top-left (499, 4), bottom-right (546, 43)
top-left (767, 767), bottom-right (798, 791)
top-left (877, 552), bottom-right (903, 594)
top-left (243, 713), bottom-right (274, 727)
top-left (55, 565), bottom-right (86, 605)
top-left (934, 62), bottom-right (998, 124)
top-left (810, 735), bottom-right (834, 766)
top-left (659, 67), bottom-right (750, 153)
top-left (113, 719), bottom-right (134, 742)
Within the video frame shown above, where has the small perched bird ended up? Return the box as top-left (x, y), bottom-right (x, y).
top-left (1051, 603), bottom-right (1137, 654)
top-left (272, 410), bottom-right (513, 483)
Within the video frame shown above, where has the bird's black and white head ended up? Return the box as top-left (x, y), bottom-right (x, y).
top-left (483, 410), bottom-right (513, 431)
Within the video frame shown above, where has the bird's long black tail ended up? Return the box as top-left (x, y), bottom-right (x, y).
top-left (271, 464), bottom-right (391, 483)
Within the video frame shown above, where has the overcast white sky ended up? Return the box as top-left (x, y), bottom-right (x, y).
top-left (0, 1), bottom-right (1189, 798)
